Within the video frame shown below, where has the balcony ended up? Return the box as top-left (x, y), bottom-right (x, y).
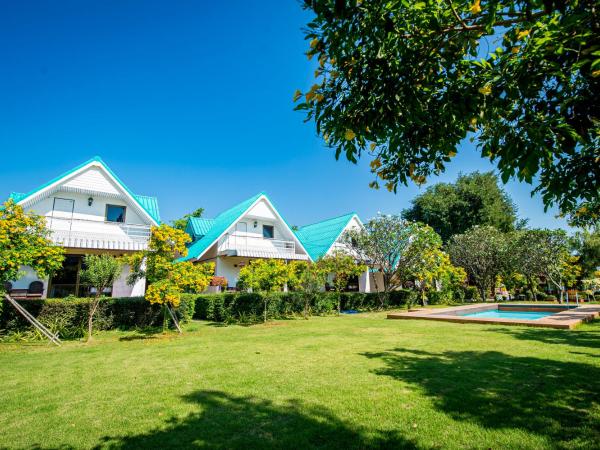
top-left (218, 232), bottom-right (308, 260)
top-left (46, 216), bottom-right (151, 251)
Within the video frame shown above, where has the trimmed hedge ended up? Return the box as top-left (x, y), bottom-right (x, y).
top-left (0, 296), bottom-right (196, 339)
top-left (190, 289), bottom-right (418, 324)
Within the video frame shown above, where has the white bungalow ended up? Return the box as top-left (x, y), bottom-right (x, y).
top-left (181, 193), bottom-right (310, 288)
top-left (295, 213), bottom-right (382, 293)
top-left (183, 198), bottom-right (380, 292)
top-left (6, 156), bottom-right (160, 298)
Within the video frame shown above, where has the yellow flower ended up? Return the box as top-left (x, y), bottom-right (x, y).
top-left (370, 158), bottom-right (382, 170)
top-left (369, 142), bottom-right (376, 151)
top-left (470, 0), bottom-right (481, 14)
top-left (478, 85), bottom-right (492, 95)
top-left (592, 69), bottom-right (600, 78)
top-left (517, 30), bottom-right (530, 40)
top-left (511, 46), bottom-right (520, 54)
top-left (310, 38), bottom-right (319, 48)
top-left (470, 117), bottom-right (478, 127)
top-left (344, 129), bottom-right (356, 140)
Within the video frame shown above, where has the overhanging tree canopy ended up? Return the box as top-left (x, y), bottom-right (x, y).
top-left (296, 1), bottom-right (599, 226)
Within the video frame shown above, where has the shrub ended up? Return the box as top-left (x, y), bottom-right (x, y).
top-left (192, 290), bottom-right (417, 324)
top-left (463, 286), bottom-right (478, 301)
top-left (0, 296), bottom-right (195, 339)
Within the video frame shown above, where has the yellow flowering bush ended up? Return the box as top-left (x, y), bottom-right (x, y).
top-left (0, 200), bottom-right (64, 286)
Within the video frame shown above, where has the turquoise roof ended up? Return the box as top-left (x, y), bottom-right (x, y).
top-left (185, 217), bottom-right (215, 241)
top-left (181, 192), bottom-right (264, 261)
top-left (295, 212), bottom-right (358, 261)
top-left (7, 156), bottom-right (160, 224)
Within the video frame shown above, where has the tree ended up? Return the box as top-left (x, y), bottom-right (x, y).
top-left (289, 261), bottom-right (327, 319)
top-left (171, 207), bottom-right (205, 231)
top-left (0, 199), bottom-right (64, 288)
top-left (402, 172), bottom-right (518, 242)
top-left (411, 248), bottom-right (467, 306)
top-left (296, 1), bottom-right (599, 226)
top-left (128, 224), bottom-right (213, 331)
top-left (507, 229), bottom-right (552, 300)
top-left (238, 259), bottom-right (294, 322)
top-left (448, 226), bottom-right (507, 302)
top-left (343, 215), bottom-right (440, 307)
top-left (80, 254), bottom-right (122, 341)
top-left (318, 250), bottom-right (366, 314)
top-left (527, 229), bottom-right (577, 303)
top-left (571, 227), bottom-right (600, 278)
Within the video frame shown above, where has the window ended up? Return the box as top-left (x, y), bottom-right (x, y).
top-left (263, 225), bottom-right (274, 239)
top-left (106, 204), bottom-right (126, 223)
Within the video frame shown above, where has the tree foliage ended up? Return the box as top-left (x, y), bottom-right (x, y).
top-left (343, 215), bottom-right (441, 306)
top-left (238, 259), bottom-right (296, 322)
top-left (297, 1), bottom-right (599, 225)
top-left (0, 200), bottom-right (64, 285)
top-left (319, 250), bottom-right (366, 313)
top-left (448, 225), bottom-right (507, 301)
top-left (403, 171), bottom-right (518, 241)
top-left (171, 207), bottom-right (205, 231)
top-left (127, 224), bottom-right (213, 329)
top-left (571, 227), bottom-right (600, 278)
top-left (289, 260), bottom-right (328, 319)
top-left (80, 254), bottom-right (122, 341)
top-left (410, 247), bottom-right (467, 305)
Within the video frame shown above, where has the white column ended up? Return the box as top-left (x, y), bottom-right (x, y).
top-left (359, 268), bottom-right (371, 293)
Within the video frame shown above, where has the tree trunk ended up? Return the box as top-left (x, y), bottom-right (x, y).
top-left (87, 295), bottom-right (100, 342)
top-left (479, 285), bottom-right (487, 303)
top-left (162, 304), bottom-right (169, 332)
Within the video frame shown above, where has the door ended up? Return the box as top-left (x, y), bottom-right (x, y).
top-left (50, 197), bottom-right (75, 232)
top-left (235, 222), bottom-right (247, 249)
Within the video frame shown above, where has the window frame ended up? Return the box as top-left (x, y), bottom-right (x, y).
top-left (105, 204), bottom-right (127, 223)
top-left (262, 224), bottom-right (275, 239)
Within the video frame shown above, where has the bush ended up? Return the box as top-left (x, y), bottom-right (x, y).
top-left (0, 296), bottom-right (195, 339)
top-left (462, 286), bottom-right (478, 301)
top-left (192, 290), bottom-right (419, 324)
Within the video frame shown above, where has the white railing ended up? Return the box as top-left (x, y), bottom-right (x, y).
top-left (219, 232), bottom-right (295, 255)
top-left (46, 216), bottom-right (151, 250)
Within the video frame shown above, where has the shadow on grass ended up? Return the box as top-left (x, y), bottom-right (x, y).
top-left (95, 390), bottom-right (416, 449)
top-left (489, 325), bottom-right (600, 351)
top-left (362, 347), bottom-right (600, 448)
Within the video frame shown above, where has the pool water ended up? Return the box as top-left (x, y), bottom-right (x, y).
top-left (461, 310), bottom-right (555, 320)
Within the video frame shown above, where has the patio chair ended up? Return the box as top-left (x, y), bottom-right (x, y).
top-left (27, 281), bottom-right (44, 298)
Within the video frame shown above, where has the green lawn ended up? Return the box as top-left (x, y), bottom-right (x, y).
top-left (1, 312), bottom-right (599, 449)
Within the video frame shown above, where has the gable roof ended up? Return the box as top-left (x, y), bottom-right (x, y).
top-left (8, 156), bottom-right (160, 224)
top-left (295, 212), bottom-right (360, 261)
top-left (181, 192), bottom-right (310, 262)
top-left (185, 217), bottom-right (216, 241)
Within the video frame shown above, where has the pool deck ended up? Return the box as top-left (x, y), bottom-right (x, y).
top-left (387, 303), bottom-right (600, 329)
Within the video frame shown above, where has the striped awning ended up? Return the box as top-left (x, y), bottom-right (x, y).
top-left (220, 249), bottom-right (309, 260)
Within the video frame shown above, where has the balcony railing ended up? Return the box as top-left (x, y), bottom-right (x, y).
top-left (46, 216), bottom-right (151, 250)
top-left (219, 232), bottom-right (296, 256)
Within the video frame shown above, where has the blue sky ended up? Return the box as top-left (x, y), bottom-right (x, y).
top-left (0, 1), bottom-right (568, 229)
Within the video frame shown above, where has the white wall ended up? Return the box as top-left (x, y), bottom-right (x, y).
top-left (27, 191), bottom-right (147, 226)
top-left (215, 256), bottom-right (250, 288)
top-left (112, 264), bottom-right (146, 297)
top-left (217, 198), bottom-right (307, 258)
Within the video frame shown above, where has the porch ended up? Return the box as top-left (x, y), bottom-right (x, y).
top-left (46, 216), bottom-right (151, 251)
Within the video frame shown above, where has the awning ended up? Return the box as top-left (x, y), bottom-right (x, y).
top-left (219, 249), bottom-right (309, 260)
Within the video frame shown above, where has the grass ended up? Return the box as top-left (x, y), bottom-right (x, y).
top-left (1, 311), bottom-right (599, 449)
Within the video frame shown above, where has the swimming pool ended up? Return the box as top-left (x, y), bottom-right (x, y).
top-left (460, 310), bottom-right (554, 320)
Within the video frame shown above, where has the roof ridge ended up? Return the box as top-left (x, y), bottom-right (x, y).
top-left (298, 211), bottom-right (357, 230)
